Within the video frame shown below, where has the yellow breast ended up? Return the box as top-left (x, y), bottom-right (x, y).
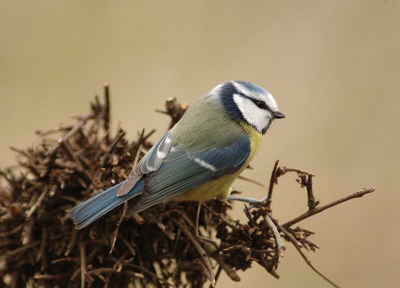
top-left (171, 122), bottom-right (263, 202)
top-left (239, 122), bottom-right (264, 162)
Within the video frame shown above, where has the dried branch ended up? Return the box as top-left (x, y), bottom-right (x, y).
top-left (156, 96), bottom-right (189, 129)
top-left (79, 242), bottom-right (87, 288)
top-left (238, 175), bottom-right (266, 188)
top-left (276, 221), bottom-right (340, 288)
top-left (26, 188), bottom-right (48, 218)
top-left (203, 241), bottom-right (240, 282)
top-left (283, 188), bottom-right (375, 228)
top-left (265, 215), bottom-right (285, 257)
top-left (266, 160), bottom-right (280, 210)
top-left (100, 129), bottom-right (126, 167)
top-left (172, 218), bottom-right (215, 286)
top-left (109, 202), bottom-right (128, 254)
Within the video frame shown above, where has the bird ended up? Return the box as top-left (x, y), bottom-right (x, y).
top-left (67, 81), bottom-right (285, 229)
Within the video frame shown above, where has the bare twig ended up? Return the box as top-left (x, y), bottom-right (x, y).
top-left (172, 218), bottom-right (215, 286)
top-left (203, 241), bottom-right (241, 282)
top-left (79, 242), bottom-right (86, 288)
top-left (0, 241), bottom-right (40, 262)
top-left (125, 263), bottom-right (174, 287)
top-left (64, 229), bottom-right (77, 257)
top-left (238, 175), bottom-right (266, 187)
top-left (258, 258), bottom-right (280, 279)
top-left (35, 124), bottom-right (74, 138)
top-left (85, 267), bottom-right (144, 279)
top-left (305, 173), bottom-right (318, 209)
top-left (142, 129), bottom-right (156, 142)
top-left (26, 188), bottom-right (47, 218)
top-left (209, 266), bottom-right (222, 288)
top-left (266, 160), bottom-right (280, 210)
top-left (276, 222), bottom-right (341, 288)
top-left (283, 188), bottom-right (375, 228)
top-left (100, 129), bottom-right (126, 167)
top-left (196, 202), bottom-right (202, 237)
top-left (109, 201), bottom-right (128, 254)
top-left (201, 203), bottom-right (237, 229)
top-left (278, 167), bottom-right (314, 176)
top-left (156, 97), bottom-right (189, 129)
top-left (33, 273), bottom-right (70, 280)
top-left (144, 212), bottom-right (175, 240)
top-left (121, 238), bottom-right (136, 258)
top-left (132, 129), bottom-right (145, 168)
top-left (103, 82), bottom-right (111, 143)
top-left (266, 215), bottom-right (285, 257)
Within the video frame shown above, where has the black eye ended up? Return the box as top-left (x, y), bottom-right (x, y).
top-left (255, 101), bottom-right (267, 109)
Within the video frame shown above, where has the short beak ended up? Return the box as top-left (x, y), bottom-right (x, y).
top-left (273, 110), bottom-right (285, 119)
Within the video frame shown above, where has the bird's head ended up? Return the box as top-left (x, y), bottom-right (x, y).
top-left (211, 81), bottom-right (285, 134)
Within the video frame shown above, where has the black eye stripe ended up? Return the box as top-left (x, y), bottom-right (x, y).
top-left (254, 100), bottom-right (267, 109)
top-left (239, 93), bottom-right (270, 111)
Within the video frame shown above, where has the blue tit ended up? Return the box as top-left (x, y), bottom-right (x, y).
top-left (67, 81), bottom-right (285, 229)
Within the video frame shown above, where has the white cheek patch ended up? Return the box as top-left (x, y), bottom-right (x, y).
top-left (233, 93), bottom-right (271, 133)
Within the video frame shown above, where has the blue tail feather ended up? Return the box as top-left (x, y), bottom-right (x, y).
top-left (67, 180), bottom-right (144, 229)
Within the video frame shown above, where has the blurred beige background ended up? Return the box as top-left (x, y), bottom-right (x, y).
top-left (1, 1), bottom-right (399, 287)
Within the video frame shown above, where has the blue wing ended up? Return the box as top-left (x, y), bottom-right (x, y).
top-left (127, 135), bottom-right (251, 214)
top-left (116, 131), bottom-right (173, 196)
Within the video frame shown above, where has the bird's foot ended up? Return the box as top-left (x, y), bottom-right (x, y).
top-left (227, 195), bottom-right (268, 209)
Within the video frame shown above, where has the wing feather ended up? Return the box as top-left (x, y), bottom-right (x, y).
top-left (127, 135), bottom-right (251, 213)
top-left (117, 131), bottom-right (173, 196)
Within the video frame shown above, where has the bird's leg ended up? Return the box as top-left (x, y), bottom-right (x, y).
top-left (227, 195), bottom-right (268, 209)
top-left (162, 200), bottom-right (168, 211)
top-left (195, 202), bottom-right (202, 237)
top-left (194, 203), bottom-right (215, 242)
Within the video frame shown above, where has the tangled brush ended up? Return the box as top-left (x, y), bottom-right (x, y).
top-left (0, 84), bottom-right (374, 288)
